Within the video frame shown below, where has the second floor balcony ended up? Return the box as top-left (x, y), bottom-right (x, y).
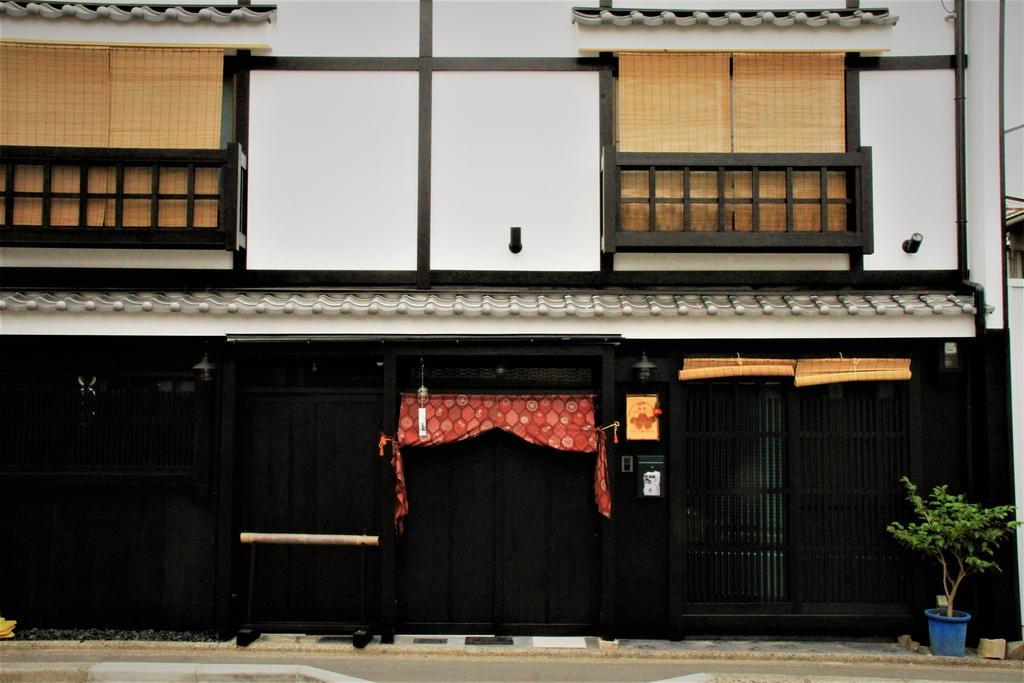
top-left (0, 143), bottom-right (246, 250)
top-left (603, 146), bottom-right (873, 255)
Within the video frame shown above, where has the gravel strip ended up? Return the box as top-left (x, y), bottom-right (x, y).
top-left (15, 628), bottom-right (219, 642)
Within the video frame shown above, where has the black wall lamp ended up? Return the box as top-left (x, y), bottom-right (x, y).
top-left (509, 226), bottom-right (523, 254)
top-left (632, 352), bottom-right (657, 383)
top-left (192, 353), bottom-right (217, 382)
top-left (902, 232), bottom-right (924, 253)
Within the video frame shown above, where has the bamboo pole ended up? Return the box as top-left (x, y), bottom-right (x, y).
top-left (239, 532), bottom-right (379, 547)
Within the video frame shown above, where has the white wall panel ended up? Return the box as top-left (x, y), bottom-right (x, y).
top-left (615, 253), bottom-right (848, 271)
top-left (434, 0), bottom-right (579, 57)
top-left (883, 0), bottom-right (955, 57)
top-left (431, 72), bottom-right (600, 272)
top-left (247, 71), bottom-right (419, 271)
top-left (861, 70), bottom-right (957, 272)
top-left (965, 0), bottom-right (1005, 328)
top-left (1010, 281), bottom-right (1024, 640)
top-left (266, 0), bottom-right (418, 57)
top-left (0, 310), bottom-right (976, 340)
top-left (0, 249), bottom-right (232, 269)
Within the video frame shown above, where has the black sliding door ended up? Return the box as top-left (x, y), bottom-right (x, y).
top-left (398, 430), bottom-right (600, 634)
top-left (236, 390), bottom-right (382, 625)
top-left (678, 380), bottom-right (910, 615)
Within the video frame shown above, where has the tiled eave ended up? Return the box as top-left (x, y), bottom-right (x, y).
top-left (0, 291), bottom-right (976, 318)
top-left (0, 1), bottom-right (276, 23)
top-left (571, 6), bottom-right (898, 29)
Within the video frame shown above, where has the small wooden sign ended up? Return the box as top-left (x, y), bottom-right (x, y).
top-left (625, 394), bottom-right (660, 441)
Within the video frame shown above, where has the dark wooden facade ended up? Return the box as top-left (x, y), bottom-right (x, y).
top-left (1, 335), bottom-right (1017, 642)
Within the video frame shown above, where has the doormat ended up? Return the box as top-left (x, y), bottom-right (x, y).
top-left (465, 636), bottom-right (514, 646)
top-left (316, 636), bottom-right (347, 644)
top-left (412, 638), bottom-right (449, 644)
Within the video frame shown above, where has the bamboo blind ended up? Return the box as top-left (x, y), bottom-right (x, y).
top-left (618, 52), bottom-right (731, 153)
top-left (793, 358), bottom-right (911, 387)
top-left (109, 47), bottom-right (223, 149)
top-left (732, 53), bottom-right (845, 153)
top-left (1, 43), bottom-right (223, 228)
top-left (1, 43), bottom-right (111, 148)
top-left (678, 357), bottom-right (797, 381)
top-left (618, 52), bottom-right (845, 154)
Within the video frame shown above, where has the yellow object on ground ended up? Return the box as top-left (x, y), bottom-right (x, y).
top-left (0, 617), bottom-right (16, 638)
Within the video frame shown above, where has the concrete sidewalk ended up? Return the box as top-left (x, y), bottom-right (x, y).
top-left (1, 636), bottom-right (1022, 682)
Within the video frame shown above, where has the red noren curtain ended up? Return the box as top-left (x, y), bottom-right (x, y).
top-left (381, 394), bottom-right (612, 532)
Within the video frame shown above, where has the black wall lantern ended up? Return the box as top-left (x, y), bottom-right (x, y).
top-left (632, 352), bottom-right (657, 383)
top-left (192, 353), bottom-right (217, 382)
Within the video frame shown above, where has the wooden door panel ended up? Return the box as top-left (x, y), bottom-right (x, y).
top-left (400, 430), bottom-right (599, 633)
top-left (238, 392), bottom-right (381, 625)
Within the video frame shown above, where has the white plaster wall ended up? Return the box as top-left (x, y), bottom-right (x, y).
top-left (1006, 0), bottom-right (1024, 207)
top-left (614, 253), bottom-right (849, 271)
top-left (861, 70), bottom-right (958, 272)
top-left (0, 310), bottom-right (976, 339)
top-left (965, 0), bottom-right (1005, 328)
top-left (884, 0), bottom-right (955, 57)
top-left (265, 0), bottom-right (418, 57)
top-left (430, 72), bottom-right (600, 272)
top-left (0, 249), bottom-right (233, 269)
top-left (1011, 281), bottom-right (1024, 640)
top-left (246, 71), bottom-right (419, 271)
top-left (433, 0), bottom-right (579, 57)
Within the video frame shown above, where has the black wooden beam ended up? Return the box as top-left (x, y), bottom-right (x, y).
top-left (0, 266), bottom-right (967, 291)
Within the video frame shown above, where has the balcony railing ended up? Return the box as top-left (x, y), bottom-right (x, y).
top-left (603, 146), bottom-right (873, 254)
top-left (0, 144), bottom-right (246, 250)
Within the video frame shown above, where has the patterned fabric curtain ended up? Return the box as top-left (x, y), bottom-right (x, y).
top-left (380, 394), bottom-right (612, 532)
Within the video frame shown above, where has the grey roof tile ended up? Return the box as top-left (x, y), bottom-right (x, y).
top-left (0, 2), bottom-right (276, 23)
top-left (0, 290), bottom-right (977, 318)
top-left (572, 7), bottom-right (898, 29)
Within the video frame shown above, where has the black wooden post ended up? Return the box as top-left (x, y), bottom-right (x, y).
top-left (213, 353), bottom-right (237, 640)
top-left (668, 374), bottom-right (685, 639)
top-left (599, 346), bottom-right (616, 640)
top-left (379, 348), bottom-right (398, 643)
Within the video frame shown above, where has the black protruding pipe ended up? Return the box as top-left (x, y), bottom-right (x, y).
top-left (954, 0), bottom-right (969, 281)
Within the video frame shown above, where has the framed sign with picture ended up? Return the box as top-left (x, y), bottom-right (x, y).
top-left (625, 394), bottom-right (660, 441)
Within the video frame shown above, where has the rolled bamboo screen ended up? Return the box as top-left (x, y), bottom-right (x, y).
top-left (1, 43), bottom-right (223, 228)
top-left (618, 52), bottom-right (731, 153)
top-left (794, 358), bottom-right (911, 387)
top-left (732, 53), bottom-right (845, 153)
top-left (678, 357), bottom-right (797, 381)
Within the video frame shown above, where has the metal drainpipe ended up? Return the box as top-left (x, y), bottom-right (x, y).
top-left (953, 0), bottom-right (979, 499)
top-left (955, 0), bottom-right (969, 282)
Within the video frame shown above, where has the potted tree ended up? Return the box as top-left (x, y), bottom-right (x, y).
top-left (887, 476), bottom-right (1020, 657)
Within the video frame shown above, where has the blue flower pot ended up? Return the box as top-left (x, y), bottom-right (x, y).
top-left (925, 608), bottom-right (971, 657)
